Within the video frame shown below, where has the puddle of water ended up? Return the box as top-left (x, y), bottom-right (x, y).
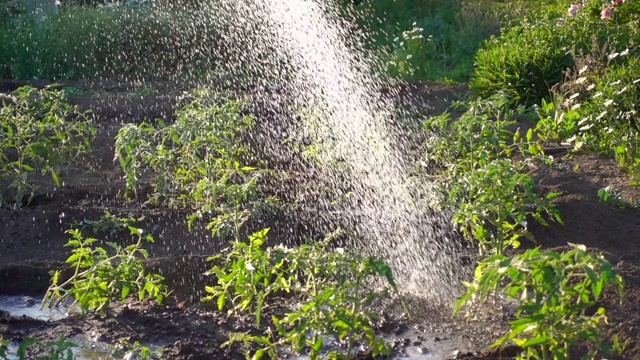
top-left (391, 329), bottom-right (470, 359)
top-left (290, 329), bottom-right (472, 360)
top-left (4, 342), bottom-right (19, 360)
top-left (0, 295), bottom-right (163, 359)
top-left (71, 334), bottom-right (118, 360)
top-left (70, 334), bottom-right (166, 360)
top-left (2, 333), bottom-right (161, 360)
top-left (0, 295), bottom-right (70, 321)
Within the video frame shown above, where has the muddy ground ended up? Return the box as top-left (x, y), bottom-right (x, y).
top-left (0, 79), bottom-right (639, 359)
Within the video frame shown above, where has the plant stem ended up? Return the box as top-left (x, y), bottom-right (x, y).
top-left (346, 274), bottom-right (362, 357)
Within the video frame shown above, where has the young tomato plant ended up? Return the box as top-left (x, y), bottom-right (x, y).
top-left (204, 228), bottom-right (396, 359)
top-left (451, 159), bottom-right (562, 256)
top-left (456, 244), bottom-right (626, 360)
top-left (0, 85), bottom-right (95, 207)
top-left (114, 88), bottom-right (276, 237)
top-left (43, 226), bottom-right (170, 314)
top-left (424, 96), bottom-right (560, 256)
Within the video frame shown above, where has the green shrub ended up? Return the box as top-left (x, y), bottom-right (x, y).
top-left (470, 16), bottom-right (576, 106)
top-left (456, 244), bottom-right (626, 360)
top-left (471, 1), bottom-right (639, 106)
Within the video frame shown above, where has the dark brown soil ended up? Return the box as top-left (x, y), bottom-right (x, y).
top-left (1, 79), bottom-right (639, 359)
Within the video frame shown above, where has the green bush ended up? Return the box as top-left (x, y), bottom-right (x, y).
top-left (471, 1), bottom-right (639, 106)
top-left (470, 16), bottom-right (576, 106)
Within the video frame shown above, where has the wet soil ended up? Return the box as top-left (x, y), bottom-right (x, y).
top-left (1, 79), bottom-right (639, 359)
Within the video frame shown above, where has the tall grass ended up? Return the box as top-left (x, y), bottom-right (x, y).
top-left (0, 4), bottom-right (225, 81)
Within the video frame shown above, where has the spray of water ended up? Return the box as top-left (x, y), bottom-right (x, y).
top-left (29, 0), bottom-right (470, 305)
top-left (189, 0), bottom-right (471, 305)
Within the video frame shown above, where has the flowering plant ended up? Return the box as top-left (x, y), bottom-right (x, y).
top-left (566, 0), bottom-right (631, 21)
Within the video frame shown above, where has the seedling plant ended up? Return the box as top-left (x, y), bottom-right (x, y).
top-left (456, 244), bottom-right (626, 360)
top-left (43, 226), bottom-right (169, 314)
top-left (423, 96), bottom-right (561, 256)
top-left (115, 88), bottom-right (276, 237)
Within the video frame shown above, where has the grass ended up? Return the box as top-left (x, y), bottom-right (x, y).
top-left (0, 4), bottom-right (225, 81)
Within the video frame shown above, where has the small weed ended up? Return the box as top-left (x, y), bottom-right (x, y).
top-left (129, 86), bottom-right (158, 98)
top-left (74, 210), bottom-right (143, 236)
top-left (62, 87), bottom-right (88, 97)
top-left (43, 226), bottom-right (170, 314)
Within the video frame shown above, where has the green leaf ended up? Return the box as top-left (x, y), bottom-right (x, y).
top-left (217, 293), bottom-right (226, 310)
top-left (518, 335), bottom-right (550, 347)
top-left (545, 192), bottom-right (562, 200)
top-left (526, 128), bottom-right (534, 142)
top-left (122, 285), bottom-right (131, 299)
top-left (65, 253), bottom-right (80, 264)
top-left (312, 337), bottom-right (323, 353)
top-left (333, 320), bottom-right (351, 333)
top-left (51, 270), bottom-right (60, 286)
top-left (252, 349), bottom-right (265, 360)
